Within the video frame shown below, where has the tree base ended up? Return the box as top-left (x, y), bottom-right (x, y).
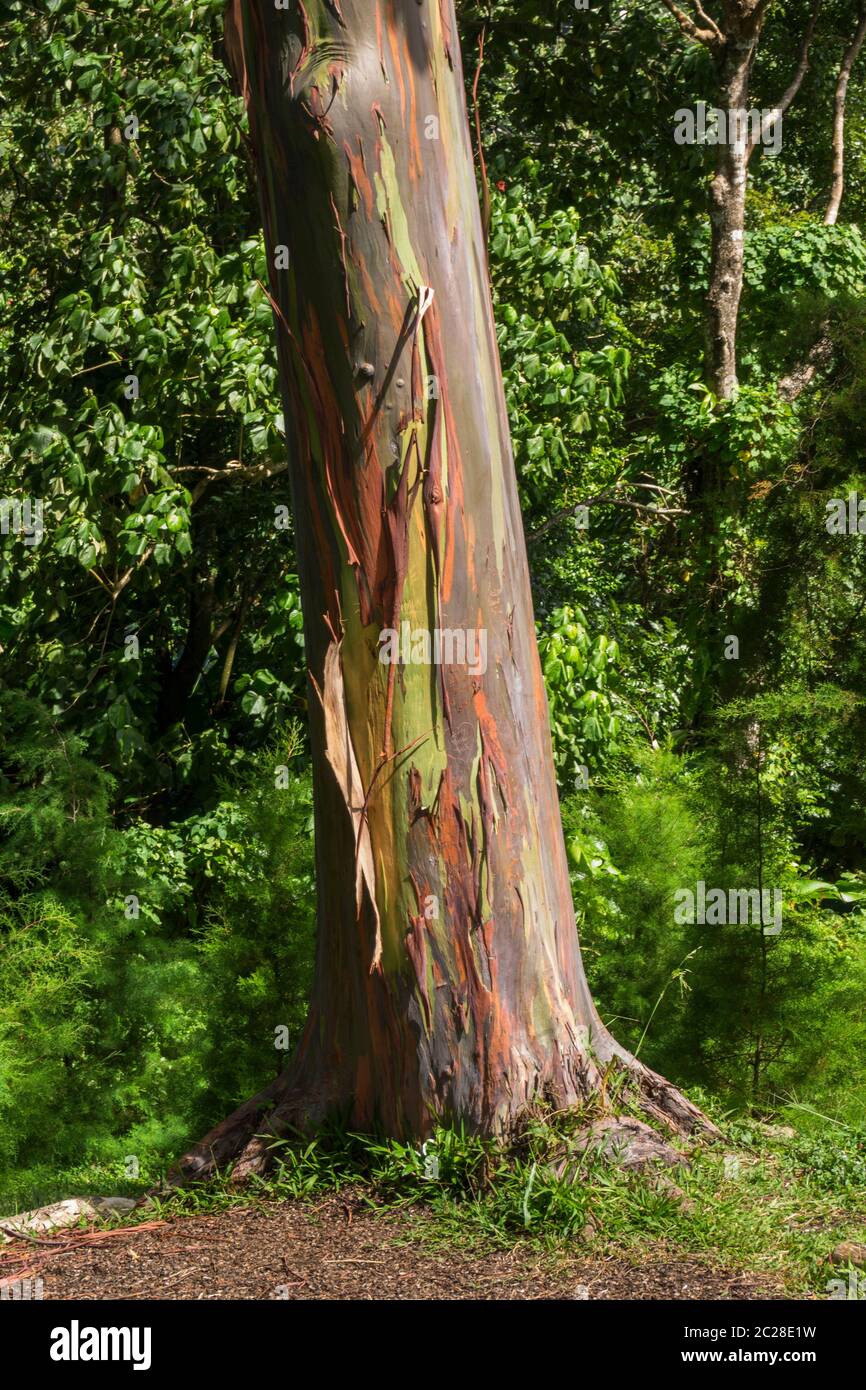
top-left (166, 1046), bottom-right (720, 1190)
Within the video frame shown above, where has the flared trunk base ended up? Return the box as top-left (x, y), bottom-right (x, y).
top-left (169, 1030), bottom-right (719, 1188)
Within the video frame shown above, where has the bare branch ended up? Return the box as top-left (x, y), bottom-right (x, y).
top-left (778, 327), bottom-right (833, 402)
top-left (659, 0), bottom-right (721, 47)
top-left (527, 491), bottom-right (688, 545)
top-left (110, 542), bottom-right (157, 601)
top-left (750, 0), bottom-right (822, 154)
top-left (174, 456), bottom-right (289, 504)
top-left (774, 0), bottom-right (822, 116)
top-left (692, 2), bottom-right (723, 42)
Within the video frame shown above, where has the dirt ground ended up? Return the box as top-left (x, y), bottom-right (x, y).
top-left (0, 1193), bottom-right (790, 1300)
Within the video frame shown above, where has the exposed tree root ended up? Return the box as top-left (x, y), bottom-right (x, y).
top-left (603, 1049), bottom-right (722, 1144)
top-left (553, 1117), bottom-right (686, 1179)
top-left (550, 1117), bottom-right (697, 1213)
top-left (164, 1074), bottom-right (303, 1189)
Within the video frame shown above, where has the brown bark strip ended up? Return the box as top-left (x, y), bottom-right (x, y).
top-left (472, 25), bottom-right (491, 247)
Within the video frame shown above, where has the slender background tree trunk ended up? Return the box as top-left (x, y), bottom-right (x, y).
top-left (706, 38), bottom-right (756, 402)
top-left (661, 1), bottom-right (820, 404)
top-left (825, 5), bottom-right (866, 225)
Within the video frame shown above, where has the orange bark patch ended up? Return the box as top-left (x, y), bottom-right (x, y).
top-left (344, 137), bottom-right (375, 220)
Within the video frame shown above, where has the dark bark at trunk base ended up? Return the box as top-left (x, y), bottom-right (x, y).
top-left (171, 1045), bottom-right (718, 1187)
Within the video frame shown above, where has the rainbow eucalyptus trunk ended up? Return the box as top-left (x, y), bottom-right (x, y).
top-left (178, 0), bottom-right (713, 1182)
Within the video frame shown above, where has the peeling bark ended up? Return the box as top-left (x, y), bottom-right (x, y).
top-left (314, 637), bottom-right (382, 971)
top-left (174, 0), bottom-right (718, 1184)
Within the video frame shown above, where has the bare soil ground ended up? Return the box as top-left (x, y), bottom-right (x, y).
top-left (0, 1193), bottom-right (790, 1300)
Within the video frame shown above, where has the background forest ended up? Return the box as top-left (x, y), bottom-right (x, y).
top-left (1, 0), bottom-right (865, 1215)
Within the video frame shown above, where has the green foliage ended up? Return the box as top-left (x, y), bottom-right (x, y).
top-left (746, 220), bottom-right (866, 300)
top-left (189, 746), bottom-right (315, 1120)
top-left (564, 744), bottom-right (706, 1049)
top-left (0, 695), bottom-right (314, 1183)
top-left (563, 741), bottom-right (866, 1117)
top-left (781, 1128), bottom-right (866, 1194)
top-left (0, 0), bottom-right (303, 794)
top-left (538, 605), bottom-right (622, 784)
top-left (0, 892), bottom-right (101, 1169)
top-left (491, 160), bottom-right (627, 507)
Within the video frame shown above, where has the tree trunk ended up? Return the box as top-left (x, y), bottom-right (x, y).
top-left (706, 42), bottom-right (756, 401)
top-left (175, 0), bottom-right (715, 1183)
top-left (662, 2), bottom-right (819, 402)
top-left (156, 569), bottom-right (218, 733)
top-left (825, 6), bottom-right (866, 226)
